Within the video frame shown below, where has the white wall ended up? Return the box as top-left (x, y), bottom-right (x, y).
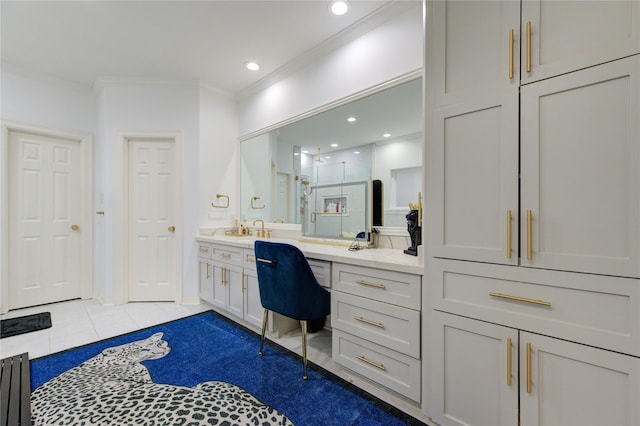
top-left (199, 86), bottom-right (239, 228)
top-left (237, 2), bottom-right (424, 136)
top-left (1, 69), bottom-right (98, 133)
top-left (95, 82), bottom-right (202, 304)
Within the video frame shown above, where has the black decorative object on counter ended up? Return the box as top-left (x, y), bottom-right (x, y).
top-left (404, 209), bottom-right (421, 256)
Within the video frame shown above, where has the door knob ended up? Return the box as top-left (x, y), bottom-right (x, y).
top-left (71, 224), bottom-right (79, 231)
top-left (168, 226), bottom-right (176, 232)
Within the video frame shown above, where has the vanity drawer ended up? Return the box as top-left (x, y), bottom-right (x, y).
top-left (332, 292), bottom-right (420, 358)
top-left (198, 243), bottom-right (213, 259)
top-left (308, 258), bottom-right (331, 288)
top-left (212, 244), bottom-right (243, 266)
top-left (432, 258), bottom-right (640, 357)
top-left (332, 329), bottom-right (421, 402)
top-left (332, 263), bottom-right (421, 309)
top-left (243, 249), bottom-right (257, 270)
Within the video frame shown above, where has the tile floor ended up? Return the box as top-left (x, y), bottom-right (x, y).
top-left (0, 299), bottom-right (210, 359)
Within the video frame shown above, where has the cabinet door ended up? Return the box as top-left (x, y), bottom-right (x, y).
top-left (198, 258), bottom-right (214, 304)
top-left (521, 56), bottom-right (640, 277)
top-left (520, 332), bottom-right (640, 426)
top-left (521, 0), bottom-right (640, 85)
top-left (426, 1), bottom-right (520, 265)
top-left (426, 0), bottom-right (520, 107)
top-left (226, 264), bottom-right (244, 318)
top-left (243, 268), bottom-right (264, 328)
top-left (430, 311), bottom-right (518, 426)
top-left (211, 261), bottom-right (227, 309)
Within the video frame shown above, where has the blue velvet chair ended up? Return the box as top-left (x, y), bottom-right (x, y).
top-left (254, 241), bottom-right (331, 379)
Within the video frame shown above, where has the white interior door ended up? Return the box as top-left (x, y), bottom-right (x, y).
top-left (128, 139), bottom-right (177, 301)
top-left (8, 130), bottom-right (83, 309)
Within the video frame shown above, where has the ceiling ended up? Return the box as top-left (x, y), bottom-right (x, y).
top-left (1, 0), bottom-right (396, 94)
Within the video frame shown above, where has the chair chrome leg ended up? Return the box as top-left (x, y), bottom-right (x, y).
top-left (301, 320), bottom-right (308, 380)
top-left (259, 310), bottom-right (269, 356)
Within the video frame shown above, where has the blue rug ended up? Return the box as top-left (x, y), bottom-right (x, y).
top-left (31, 310), bottom-right (425, 425)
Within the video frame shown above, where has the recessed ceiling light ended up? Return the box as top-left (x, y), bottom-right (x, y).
top-left (325, 156), bottom-right (331, 159)
top-left (302, 150), bottom-right (309, 153)
top-left (329, 0), bottom-right (350, 16)
top-left (383, 133), bottom-right (391, 138)
top-left (353, 151), bottom-right (360, 154)
top-left (244, 61), bottom-right (260, 71)
top-left (347, 117), bottom-right (356, 122)
top-left (331, 143), bottom-right (339, 147)
top-left (294, 153), bottom-right (300, 156)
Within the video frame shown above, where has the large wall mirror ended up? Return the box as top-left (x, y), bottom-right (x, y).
top-left (240, 77), bottom-right (422, 240)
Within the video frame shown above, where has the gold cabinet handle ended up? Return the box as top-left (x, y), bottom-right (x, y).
top-left (354, 316), bottom-right (384, 328)
top-left (507, 337), bottom-right (512, 386)
top-left (71, 224), bottom-right (79, 231)
top-left (509, 29), bottom-right (514, 79)
top-left (526, 21), bottom-right (532, 72)
top-left (206, 263), bottom-right (210, 280)
top-left (489, 292), bottom-right (551, 307)
top-left (355, 279), bottom-right (386, 289)
top-left (218, 252), bottom-right (231, 258)
top-left (356, 355), bottom-right (385, 371)
top-left (506, 209), bottom-right (512, 259)
top-left (242, 271), bottom-right (245, 293)
top-left (526, 342), bottom-right (532, 393)
top-left (168, 226), bottom-right (175, 232)
top-left (95, 210), bottom-right (105, 215)
top-left (221, 266), bottom-right (226, 286)
top-left (527, 209), bottom-right (532, 260)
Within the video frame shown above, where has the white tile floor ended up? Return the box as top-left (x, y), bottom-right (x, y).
top-left (0, 299), bottom-right (210, 359)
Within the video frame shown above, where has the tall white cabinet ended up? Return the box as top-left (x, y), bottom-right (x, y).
top-left (425, 1), bottom-right (640, 425)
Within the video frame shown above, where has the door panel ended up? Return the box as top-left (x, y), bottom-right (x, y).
top-left (128, 140), bottom-right (177, 301)
top-left (8, 131), bottom-right (82, 309)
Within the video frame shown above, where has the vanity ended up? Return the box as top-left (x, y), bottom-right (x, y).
top-left (196, 234), bottom-right (424, 409)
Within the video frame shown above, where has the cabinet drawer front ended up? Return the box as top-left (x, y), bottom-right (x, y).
top-left (243, 249), bottom-right (256, 270)
top-left (308, 258), bottom-right (331, 288)
top-left (332, 330), bottom-right (420, 402)
top-left (332, 292), bottom-right (420, 358)
top-left (212, 245), bottom-right (243, 266)
top-left (198, 243), bottom-right (212, 259)
top-left (432, 259), bottom-right (640, 357)
top-left (332, 263), bottom-right (421, 309)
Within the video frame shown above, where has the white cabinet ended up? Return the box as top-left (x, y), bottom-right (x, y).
top-left (242, 248), bottom-right (264, 328)
top-left (427, 0), bottom-right (640, 276)
top-left (198, 243), bottom-right (214, 304)
top-left (520, 0), bottom-right (640, 85)
top-left (431, 311), bottom-right (640, 426)
top-left (521, 56), bottom-right (640, 277)
top-left (331, 263), bottom-right (421, 402)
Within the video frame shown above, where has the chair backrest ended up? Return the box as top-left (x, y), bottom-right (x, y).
top-left (254, 241), bottom-right (330, 321)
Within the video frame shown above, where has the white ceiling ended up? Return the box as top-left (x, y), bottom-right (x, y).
top-left (1, 0), bottom-right (395, 94)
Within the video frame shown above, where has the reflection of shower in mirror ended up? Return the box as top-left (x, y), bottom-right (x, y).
top-left (301, 176), bottom-right (313, 196)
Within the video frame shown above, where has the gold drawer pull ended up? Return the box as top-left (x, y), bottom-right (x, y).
top-left (356, 355), bottom-right (385, 371)
top-left (506, 209), bottom-right (512, 259)
top-left (506, 337), bottom-right (512, 387)
top-left (199, 247), bottom-right (209, 253)
top-left (508, 29), bottom-right (514, 79)
top-left (218, 252), bottom-right (232, 258)
top-left (206, 263), bottom-right (211, 280)
top-left (526, 342), bottom-right (532, 393)
top-left (489, 292), bottom-right (551, 307)
top-left (527, 209), bottom-right (533, 260)
top-left (526, 21), bottom-right (532, 72)
top-left (354, 316), bottom-right (384, 328)
top-left (246, 254), bottom-right (255, 262)
top-left (356, 279), bottom-right (386, 289)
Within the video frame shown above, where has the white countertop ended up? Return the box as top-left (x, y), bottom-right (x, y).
top-left (196, 235), bottom-right (424, 275)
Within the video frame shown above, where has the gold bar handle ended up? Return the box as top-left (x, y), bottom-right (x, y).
top-left (206, 263), bottom-right (210, 280)
top-left (527, 209), bottom-right (532, 260)
top-left (507, 337), bottom-right (512, 386)
top-left (356, 279), bottom-right (386, 289)
top-left (509, 29), bottom-right (514, 79)
top-left (506, 209), bottom-right (512, 259)
top-left (490, 292), bottom-right (551, 307)
top-left (354, 316), bottom-right (384, 328)
top-left (242, 271), bottom-right (245, 293)
top-left (526, 342), bottom-right (532, 393)
top-left (356, 355), bottom-right (386, 371)
top-left (218, 252), bottom-right (232, 258)
top-left (526, 21), bottom-right (532, 72)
